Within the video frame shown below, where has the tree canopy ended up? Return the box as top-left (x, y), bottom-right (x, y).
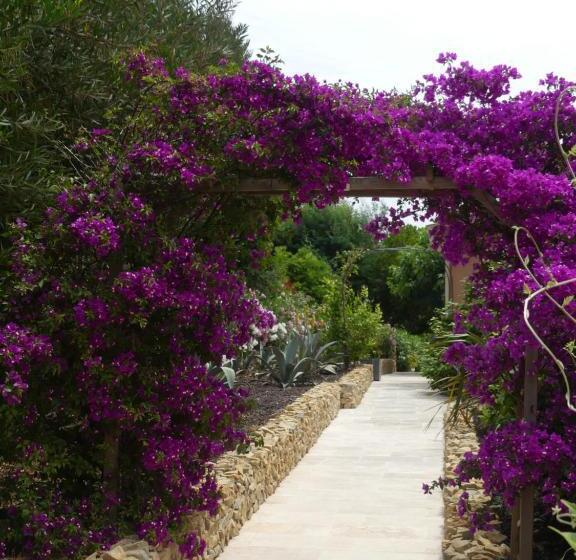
top-left (0, 0), bottom-right (249, 236)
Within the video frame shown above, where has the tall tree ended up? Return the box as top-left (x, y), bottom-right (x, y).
top-left (272, 205), bottom-right (444, 332)
top-left (357, 226), bottom-right (444, 333)
top-left (273, 202), bottom-right (376, 265)
top-left (0, 0), bottom-right (249, 235)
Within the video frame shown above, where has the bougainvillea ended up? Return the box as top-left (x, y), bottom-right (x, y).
top-left (1, 191), bottom-right (275, 557)
top-left (1, 52), bottom-right (576, 557)
top-left (366, 55), bottom-right (576, 526)
top-left (455, 421), bottom-right (573, 509)
top-left (0, 323), bottom-right (52, 406)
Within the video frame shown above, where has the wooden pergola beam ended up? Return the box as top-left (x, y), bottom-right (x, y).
top-left (200, 174), bottom-right (506, 224)
top-left (202, 175), bottom-right (457, 197)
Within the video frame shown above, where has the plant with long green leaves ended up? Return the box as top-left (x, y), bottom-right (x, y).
top-left (269, 337), bottom-right (314, 388)
top-left (551, 500), bottom-right (576, 555)
top-left (206, 359), bottom-right (238, 389)
top-left (254, 343), bottom-right (276, 375)
top-left (419, 306), bottom-right (484, 425)
top-left (265, 330), bottom-right (339, 387)
top-left (297, 330), bottom-right (340, 375)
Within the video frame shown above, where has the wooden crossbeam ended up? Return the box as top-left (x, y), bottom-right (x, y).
top-left (201, 175), bottom-right (457, 197)
top-left (198, 175), bottom-right (506, 224)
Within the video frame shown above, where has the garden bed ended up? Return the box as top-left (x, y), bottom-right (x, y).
top-left (237, 370), bottom-right (346, 433)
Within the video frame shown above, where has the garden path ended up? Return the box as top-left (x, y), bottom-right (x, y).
top-left (219, 372), bottom-right (445, 560)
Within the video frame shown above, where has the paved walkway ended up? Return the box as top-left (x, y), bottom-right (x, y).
top-left (219, 372), bottom-right (445, 560)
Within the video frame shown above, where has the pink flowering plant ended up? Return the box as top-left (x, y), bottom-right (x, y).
top-left (1, 203), bottom-right (275, 557)
top-left (2, 51), bottom-right (576, 556)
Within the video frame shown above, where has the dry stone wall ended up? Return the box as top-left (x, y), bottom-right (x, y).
top-left (88, 365), bottom-right (373, 560)
top-left (443, 412), bottom-right (510, 560)
top-left (339, 364), bottom-right (372, 408)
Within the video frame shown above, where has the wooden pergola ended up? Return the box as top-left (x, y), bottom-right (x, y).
top-left (205, 174), bottom-right (494, 305)
top-left (208, 172), bottom-right (532, 560)
top-left (201, 173), bottom-right (503, 223)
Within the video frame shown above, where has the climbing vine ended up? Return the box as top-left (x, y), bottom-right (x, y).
top-left (1, 52), bottom-right (576, 557)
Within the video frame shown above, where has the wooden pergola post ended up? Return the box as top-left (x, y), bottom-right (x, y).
top-left (510, 346), bottom-right (538, 560)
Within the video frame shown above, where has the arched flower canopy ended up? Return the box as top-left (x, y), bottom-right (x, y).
top-left (1, 51), bottom-right (576, 558)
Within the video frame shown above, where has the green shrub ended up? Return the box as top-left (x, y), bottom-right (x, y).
top-left (395, 328), bottom-right (427, 371)
top-left (419, 308), bottom-right (459, 385)
top-left (267, 246), bottom-right (334, 302)
top-left (321, 279), bottom-right (385, 364)
top-left (356, 225), bottom-right (444, 334)
top-left (272, 202), bottom-right (376, 266)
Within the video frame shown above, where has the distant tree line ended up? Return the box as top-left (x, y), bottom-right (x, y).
top-left (271, 203), bottom-right (445, 333)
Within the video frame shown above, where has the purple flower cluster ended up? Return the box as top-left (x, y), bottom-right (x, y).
top-left (124, 51), bottom-right (168, 84)
top-left (0, 323), bottom-right (52, 405)
top-left (456, 422), bottom-right (573, 509)
top-left (74, 298), bottom-right (110, 329)
top-left (70, 213), bottom-right (121, 257)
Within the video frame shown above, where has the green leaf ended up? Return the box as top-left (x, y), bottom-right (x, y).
top-left (550, 527), bottom-right (576, 551)
top-left (220, 366), bottom-right (236, 389)
top-left (563, 500), bottom-right (576, 515)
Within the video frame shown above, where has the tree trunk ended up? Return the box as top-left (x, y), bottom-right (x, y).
top-left (103, 422), bottom-right (121, 517)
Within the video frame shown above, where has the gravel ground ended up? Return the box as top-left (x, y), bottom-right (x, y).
top-left (237, 371), bottom-right (345, 432)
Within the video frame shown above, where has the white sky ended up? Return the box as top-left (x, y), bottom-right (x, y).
top-left (234, 0), bottom-right (575, 93)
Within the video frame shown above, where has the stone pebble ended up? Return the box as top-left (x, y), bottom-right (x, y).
top-left (443, 411), bottom-right (510, 560)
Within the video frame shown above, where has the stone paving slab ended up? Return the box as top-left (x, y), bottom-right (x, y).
top-left (218, 372), bottom-right (444, 559)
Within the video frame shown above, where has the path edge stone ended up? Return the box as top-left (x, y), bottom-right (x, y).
top-left (443, 410), bottom-right (510, 560)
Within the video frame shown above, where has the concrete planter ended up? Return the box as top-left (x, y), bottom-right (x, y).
top-left (372, 358), bottom-right (396, 380)
top-left (380, 358), bottom-right (396, 374)
top-left (372, 358), bottom-right (381, 381)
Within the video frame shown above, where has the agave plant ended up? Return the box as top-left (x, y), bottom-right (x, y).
top-left (269, 336), bottom-right (311, 389)
top-left (266, 331), bottom-right (340, 388)
top-left (207, 359), bottom-right (237, 389)
top-left (297, 330), bottom-right (340, 375)
top-left (269, 337), bottom-right (314, 388)
top-left (253, 343), bottom-right (276, 375)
